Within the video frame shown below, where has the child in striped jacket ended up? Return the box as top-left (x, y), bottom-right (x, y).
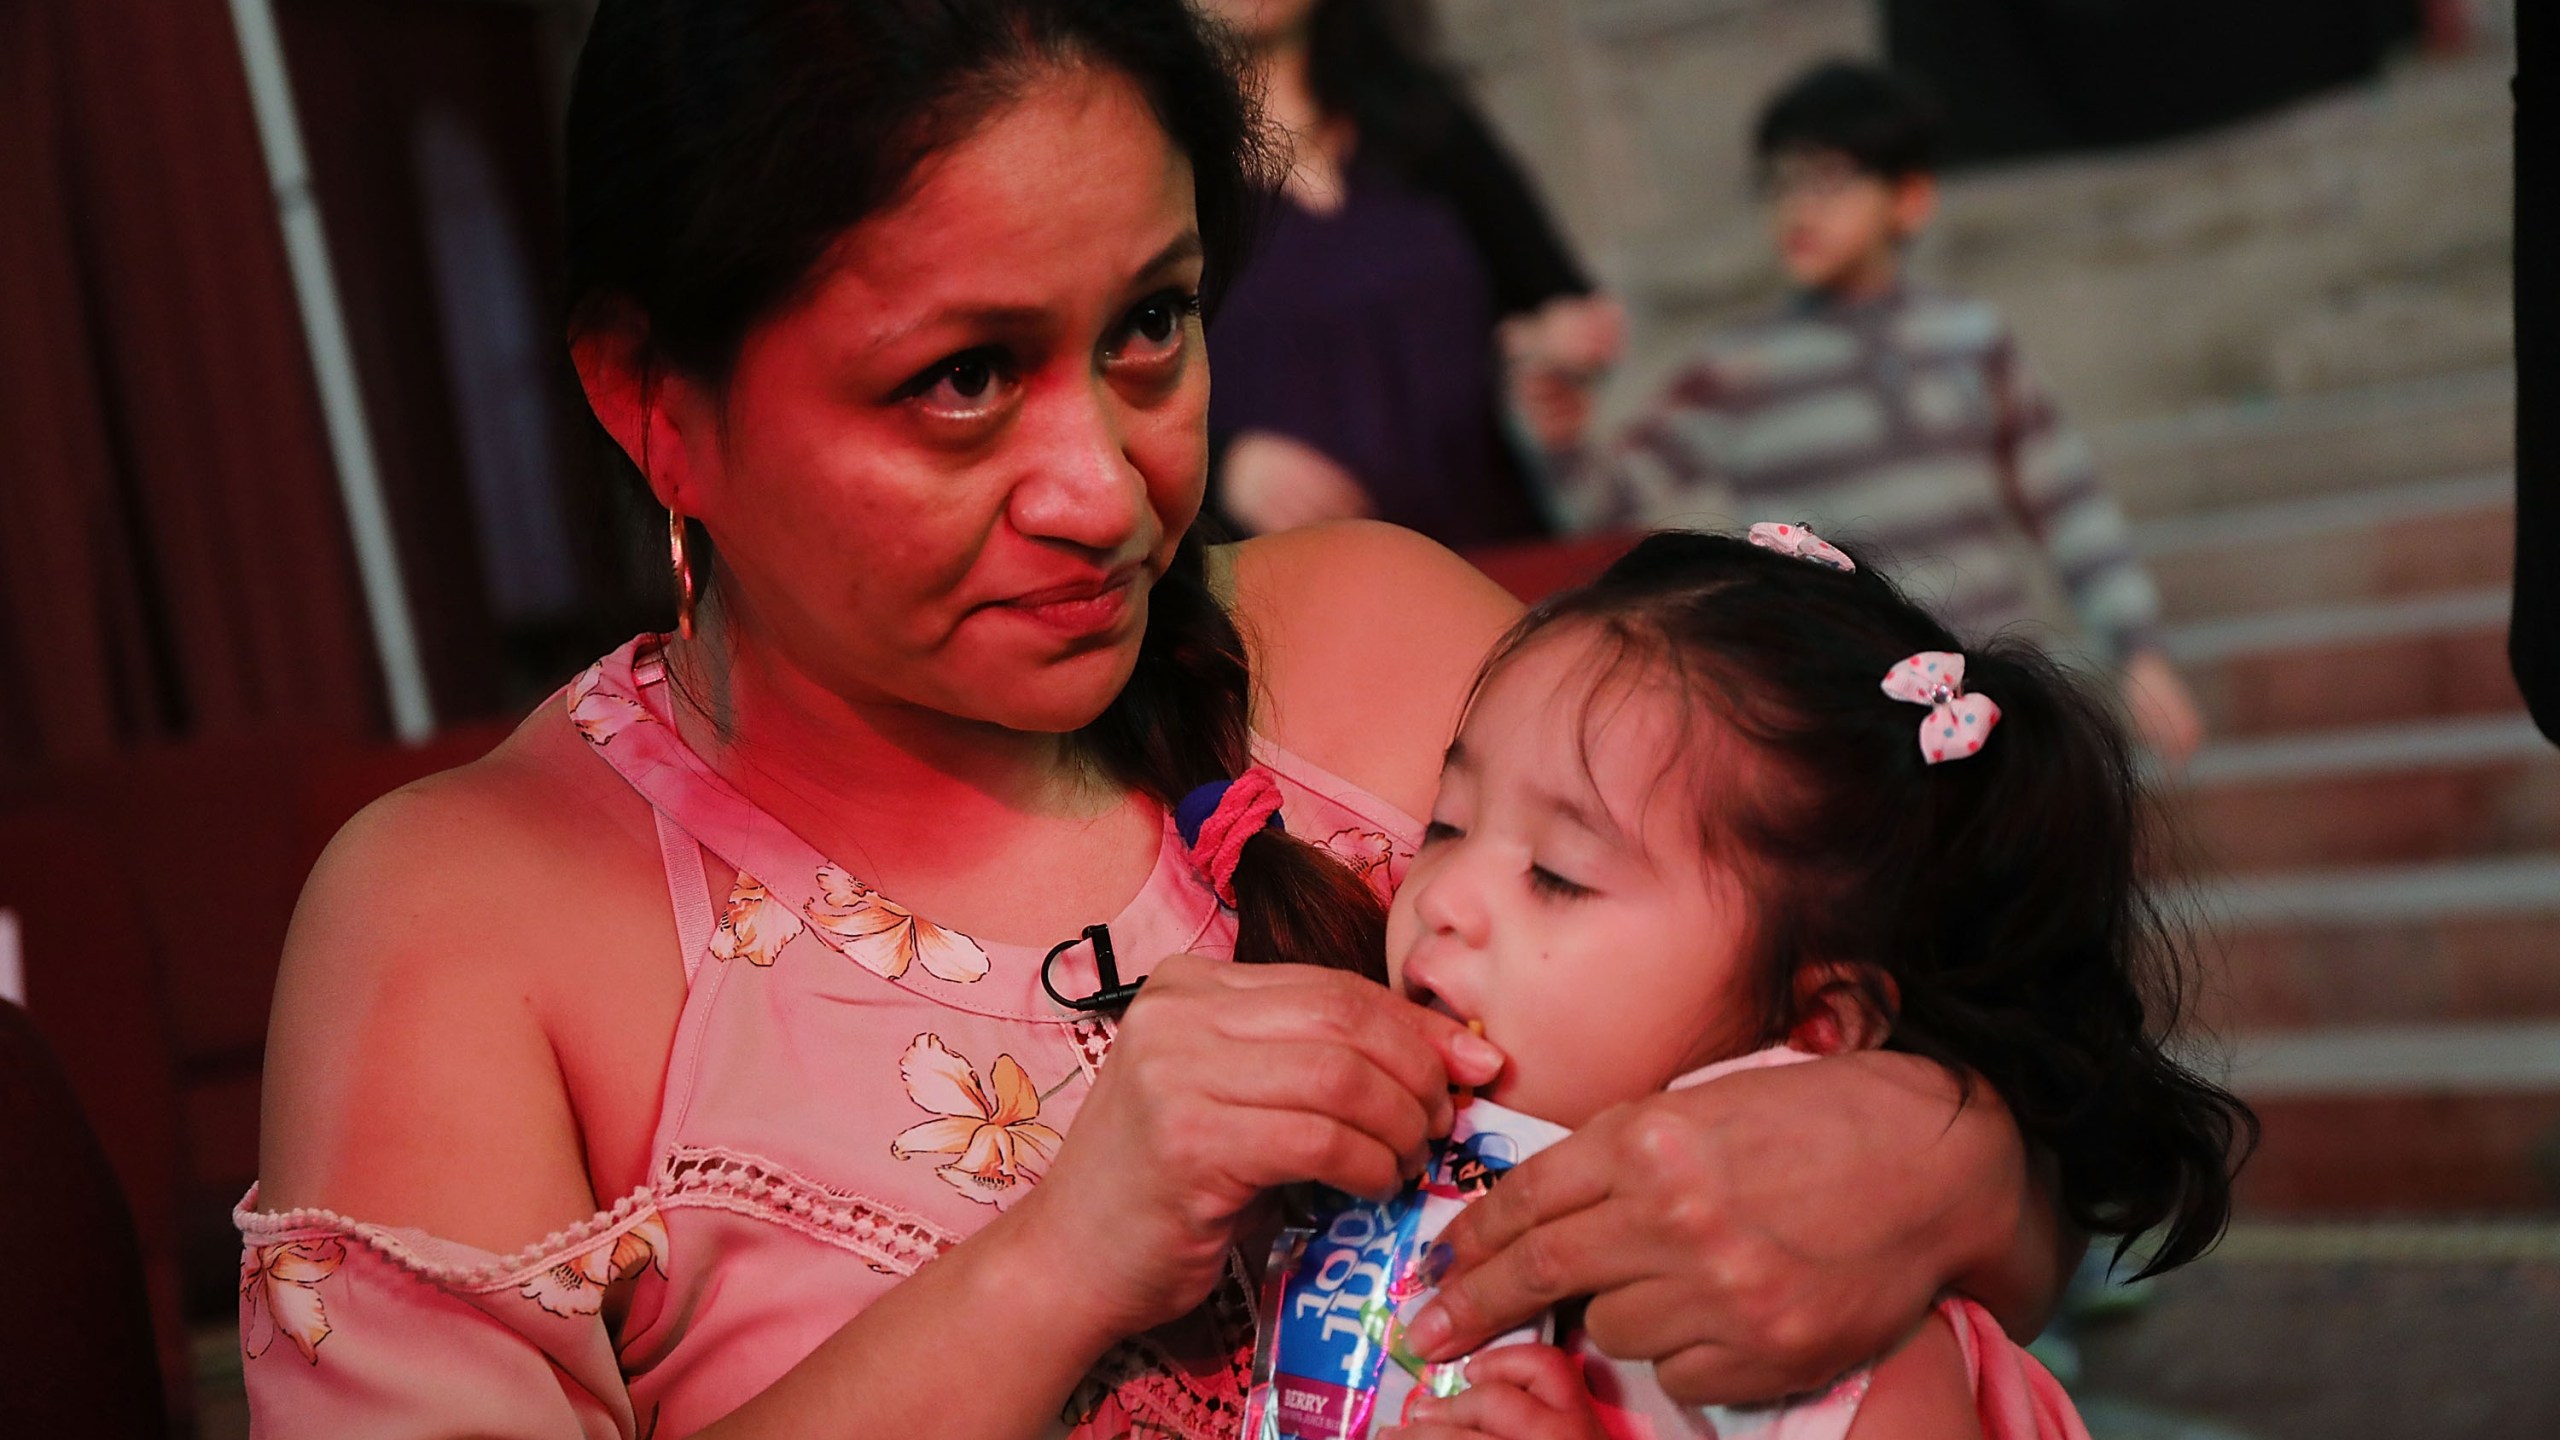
top-left (1523, 61), bottom-right (2204, 765)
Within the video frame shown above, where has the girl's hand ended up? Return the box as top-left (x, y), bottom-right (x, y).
top-left (1006, 954), bottom-right (1506, 1343)
top-left (1398, 1051), bottom-right (2054, 1407)
top-left (1389, 1344), bottom-right (1609, 1440)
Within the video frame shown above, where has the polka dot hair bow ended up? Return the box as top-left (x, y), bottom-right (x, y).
top-left (1882, 652), bottom-right (2002, 765)
top-left (1748, 521), bottom-right (1855, 572)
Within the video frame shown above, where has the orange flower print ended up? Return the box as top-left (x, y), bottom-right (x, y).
top-left (890, 1034), bottom-right (1064, 1205)
top-left (520, 1212), bottom-right (671, 1319)
top-left (805, 864), bottom-right (990, 984)
top-left (568, 665), bottom-right (647, 746)
top-left (709, 872), bottom-right (804, 967)
top-left (241, 1238), bottom-right (346, 1365)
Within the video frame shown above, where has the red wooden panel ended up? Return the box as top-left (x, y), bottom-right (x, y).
top-left (1460, 532), bottom-right (1642, 605)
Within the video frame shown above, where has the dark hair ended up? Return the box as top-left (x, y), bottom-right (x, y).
top-left (563, 0), bottom-right (1385, 974)
top-left (1494, 531), bottom-right (2251, 1277)
top-left (1753, 60), bottom-right (1943, 180)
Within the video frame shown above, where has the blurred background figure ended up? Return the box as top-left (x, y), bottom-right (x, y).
top-left (1196, 0), bottom-right (1625, 543)
top-left (1526, 60), bottom-right (2205, 765)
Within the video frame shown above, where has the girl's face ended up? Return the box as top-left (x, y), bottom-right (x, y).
top-left (649, 63), bottom-right (1210, 734)
top-left (1385, 628), bottom-right (1763, 1128)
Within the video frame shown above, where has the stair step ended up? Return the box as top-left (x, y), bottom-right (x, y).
top-left (2181, 620), bottom-right (2519, 732)
top-left (2137, 475), bottom-right (2513, 624)
top-left (2092, 369), bottom-right (2513, 521)
top-left (2183, 624), bottom-right (2520, 739)
top-left (2191, 853), bottom-right (2560, 930)
top-left (2171, 759), bottom-right (2560, 874)
top-left (2166, 719), bottom-right (2557, 874)
top-left (2184, 851), bottom-right (2560, 1051)
top-left (2181, 713), bottom-right (2549, 785)
top-left (2202, 910), bottom-right (2560, 1031)
top-left (2131, 469), bottom-right (2514, 557)
top-left (2213, 1024), bottom-right (2560, 1215)
top-left (2226, 1022), bottom-right (2560, 1097)
top-left (2160, 588), bottom-right (2511, 666)
top-left (2236, 1092), bottom-right (2560, 1214)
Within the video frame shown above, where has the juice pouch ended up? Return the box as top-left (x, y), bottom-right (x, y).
top-left (1246, 1099), bottom-right (1572, 1439)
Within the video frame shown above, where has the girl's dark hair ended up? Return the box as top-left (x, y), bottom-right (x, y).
top-left (563, 0), bottom-right (1385, 973)
top-left (1501, 531), bottom-right (2252, 1277)
top-left (1753, 59), bottom-right (1943, 180)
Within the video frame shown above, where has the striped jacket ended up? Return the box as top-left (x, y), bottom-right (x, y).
top-left (1552, 287), bottom-right (2161, 664)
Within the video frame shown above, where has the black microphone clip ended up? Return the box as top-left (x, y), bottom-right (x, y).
top-left (1040, 923), bottom-right (1142, 1014)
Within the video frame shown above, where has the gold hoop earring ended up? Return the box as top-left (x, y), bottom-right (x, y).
top-left (668, 509), bottom-right (698, 639)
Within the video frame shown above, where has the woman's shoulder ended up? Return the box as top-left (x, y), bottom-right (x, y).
top-left (310, 703), bottom-right (659, 930)
top-left (256, 700), bottom-right (677, 1251)
top-left (1215, 521), bottom-right (1522, 821)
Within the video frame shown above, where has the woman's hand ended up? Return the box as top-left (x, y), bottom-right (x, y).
top-left (1389, 1344), bottom-right (1610, 1440)
top-left (1222, 431), bottom-right (1376, 535)
top-left (1007, 954), bottom-right (1507, 1344)
top-left (1399, 1051), bottom-right (2057, 1407)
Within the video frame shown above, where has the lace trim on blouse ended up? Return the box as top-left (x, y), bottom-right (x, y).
top-left (236, 1184), bottom-right (665, 1296)
top-left (236, 1142), bottom-right (964, 1292)
top-left (656, 1145), bottom-right (960, 1276)
top-left (1066, 1248), bottom-right (1259, 1438)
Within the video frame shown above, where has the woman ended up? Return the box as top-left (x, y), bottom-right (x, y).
top-left (1202, 0), bottom-right (1627, 543)
top-left (242, 4), bottom-right (2060, 1436)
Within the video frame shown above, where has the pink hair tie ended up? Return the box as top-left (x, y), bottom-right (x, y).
top-left (1175, 768), bottom-right (1287, 908)
top-left (1748, 520), bottom-right (1855, 572)
top-left (1882, 652), bottom-right (2002, 765)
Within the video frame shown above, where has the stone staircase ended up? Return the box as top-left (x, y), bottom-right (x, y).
top-left (2092, 371), bottom-right (2558, 1220)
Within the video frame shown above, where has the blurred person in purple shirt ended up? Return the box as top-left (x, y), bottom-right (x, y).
top-left (1199, 0), bottom-right (1624, 545)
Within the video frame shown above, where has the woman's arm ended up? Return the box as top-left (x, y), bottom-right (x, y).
top-left (1223, 520), bottom-right (1526, 822)
top-left (1401, 1049), bottom-right (2067, 1407)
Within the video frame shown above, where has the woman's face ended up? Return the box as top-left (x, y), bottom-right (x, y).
top-left (1384, 629), bottom-right (1763, 1128)
top-left (667, 63), bottom-right (1210, 734)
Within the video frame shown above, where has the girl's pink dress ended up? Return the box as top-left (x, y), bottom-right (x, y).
top-left (234, 636), bottom-right (1425, 1439)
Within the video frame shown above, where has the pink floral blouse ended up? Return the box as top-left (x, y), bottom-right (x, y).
top-left (234, 636), bottom-right (1421, 1439)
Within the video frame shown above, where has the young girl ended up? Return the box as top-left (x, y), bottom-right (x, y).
top-left (1201, 524), bottom-right (2251, 1439)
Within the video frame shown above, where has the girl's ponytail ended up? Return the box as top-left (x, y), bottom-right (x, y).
top-left (1902, 643), bottom-right (2252, 1275)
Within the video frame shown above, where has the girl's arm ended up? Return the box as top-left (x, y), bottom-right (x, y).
top-left (1403, 1048), bottom-right (2064, 1407)
top-left (1844, 1312), bottom-right (1991, 1440)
